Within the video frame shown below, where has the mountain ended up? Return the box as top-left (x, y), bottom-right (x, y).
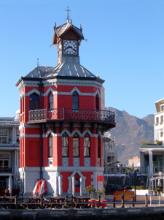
top-left (108, 108), bottom-right (154, 164)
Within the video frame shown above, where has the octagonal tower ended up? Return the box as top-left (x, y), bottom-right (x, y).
top-left (17, 19), bottom-right (115, 196)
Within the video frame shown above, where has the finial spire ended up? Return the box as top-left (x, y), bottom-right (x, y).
top-left (37, 58), bottom-right (39, 67)
top-left (66, 6), bottom-right (71, 22)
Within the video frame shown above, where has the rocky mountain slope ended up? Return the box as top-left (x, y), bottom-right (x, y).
top-left (108, 108), bottom-right (154, 164)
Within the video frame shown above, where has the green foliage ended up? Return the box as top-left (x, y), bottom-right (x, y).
top-left (86, 185), bottom-right (96, 194)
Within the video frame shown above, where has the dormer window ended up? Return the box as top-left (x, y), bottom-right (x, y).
top-left (72, 91), bottom-right (79, 111)
top-left (48, 92), bottom-right (53, 111)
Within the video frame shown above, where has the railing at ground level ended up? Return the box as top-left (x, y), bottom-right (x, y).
top-left (0, 194), bottom-right (163, 209)
top-left (28, 108), bottom-right (115, 125)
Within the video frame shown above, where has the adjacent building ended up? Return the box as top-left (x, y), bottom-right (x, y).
top-left (17, 19), bottom-right (115, 196)
top-left (0, 115), bottom-right (19, 195)
top-left (140, 98), bottom-right (164, 192)
top-left (154, 99), bottom-right (164, 145)
top-left (104, 132), bottom-right (118, 174)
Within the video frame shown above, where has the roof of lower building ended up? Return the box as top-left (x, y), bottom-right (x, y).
top-left (26, 62), bottom-right (97, 80)
top-left (140, 143), bottom-right (164, 149)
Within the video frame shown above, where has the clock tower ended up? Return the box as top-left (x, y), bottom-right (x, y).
top-left (17, 18), bottom-right (115, 196)
top-left (53, 20), bottom-right (83, 65)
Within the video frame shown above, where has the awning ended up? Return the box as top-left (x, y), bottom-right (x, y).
top-left (33, 179), bottom-right (48, 196)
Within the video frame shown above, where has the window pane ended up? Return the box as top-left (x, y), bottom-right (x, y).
top-left (84, 137), bottom-right (90, 157)
top-left (48, 135), bottom-right (53, 158)
top-left (62, 136), bottom-right (68, 157)
top-left (30, 93), bottom-right (40, 110)
top-left (4, 160), bottom-right (9, 168)
top-left (96, 95), bottom-right (99, 111)
top-left (72, 92), bottom-right (79, 111)
top-left (48, 93), bottom-right (53, 110)
top-left (98, 137), bottom-right (101, 158)
top-left (0, 129), bottom-right (8, 136)
top-left (73, 137), bottom-right (79, 157)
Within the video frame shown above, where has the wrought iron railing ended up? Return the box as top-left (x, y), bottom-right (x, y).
top-left (28, 108), bottom-right (115, 125)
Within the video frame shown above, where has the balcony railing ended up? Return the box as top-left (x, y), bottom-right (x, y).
top-left (0, 167), bottom-right (12, 173)
top-left (28, 108), bottom-right (115, 126)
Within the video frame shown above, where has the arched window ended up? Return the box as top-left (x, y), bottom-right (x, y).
top-left (62, 132), bottom-right (69, 157)
top-left (75, 173), bottom-right (80, 188)
top-left (48, 134), bottom-right (53, 158)
top-left (96, 94), bottom-right (100, 111)
top-left (73, 133), bottom-right (79, 157)
top-left (72, 91), bottom-right (79, 111)
top-left (98, 136), bottom-right (101, 158)
top-left (48, 92), bottom-right (53, 111)
top-left (84, 134), bottom-right (90, 157)
top-left (29, 93), bottom-right (40, 110)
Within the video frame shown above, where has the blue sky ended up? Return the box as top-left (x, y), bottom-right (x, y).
top-left (0, 0), bottom-right (164, 118)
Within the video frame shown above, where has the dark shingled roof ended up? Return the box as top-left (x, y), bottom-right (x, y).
top-left (26, 62), bottom-right (97, 79)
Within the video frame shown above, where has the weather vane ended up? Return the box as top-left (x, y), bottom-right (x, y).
top-left (66, 6), bottom-right (71, 22)
top-left (37, 58), bottom-right (40, 67)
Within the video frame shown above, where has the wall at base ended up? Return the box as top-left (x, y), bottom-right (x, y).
top-left (0, 207), bottom-right (164, 220)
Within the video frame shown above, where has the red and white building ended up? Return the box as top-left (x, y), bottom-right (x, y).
top-left (17, 19), bottom-right (115, 196)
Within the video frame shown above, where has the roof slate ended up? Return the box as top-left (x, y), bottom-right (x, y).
top-left (54, 21), bottom-right (84, 40)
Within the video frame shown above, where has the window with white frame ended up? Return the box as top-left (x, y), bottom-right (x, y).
top-left (73, 133), bottom-right (79, 157)
top-left (0, 159), bottom-right (9, 169)
top-left (160, 115), bottom-right (164, 124)
top-left (62, 132), bottom-right (69, 157)
top-left (156, 117), bottom-right (159, 126)
top-left (160, 129), bottom-right (163, 137)
top-left (160, 105), bottom-right (164, 112)
top-left (84, 135), bottom-right (90, 157)
top-left (0, 128), bottom-right (9, 144)
top-left (48, 134), bottom-right (53, 158)
top-left (72, 91), bottom-right (79, 111)
top-left (48, 92), bottom-right (54, 111)
top-left (29, 93), bottom-right (40, 110)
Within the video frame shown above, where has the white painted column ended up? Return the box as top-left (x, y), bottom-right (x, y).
top-left (72, 176), bottom-right (75, 196)
top-left (8, 175), bottom-right (12, 194)
top-left (58, 176), bottom-right (61, 196)
top-left (55, 175), bottom-right (58, 196)
top-left (80, 177), bottom-right (83, 196)
top-left (149, 150), bottom-right (153, 176)
top-left (23, 170), bottom-right (26, 194)
top-left (140, 152), bottom-right (145, 173)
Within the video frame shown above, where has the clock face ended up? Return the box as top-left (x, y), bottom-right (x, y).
top-left (63, 40), bottom-right (78, 55)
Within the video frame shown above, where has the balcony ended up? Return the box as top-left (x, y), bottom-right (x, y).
top-left (0, 167), bottom-right (12, 173)
top-left (28, 108), bottom-right (115, 128)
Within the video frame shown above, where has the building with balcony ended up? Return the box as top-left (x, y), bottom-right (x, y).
top-left (140, 99), bottom-right (164, 192)
top-left (154, 99), bottom-right (164, 144)
top-left (103, 132), bottom-right (118, 174)
top-left (17, 18), bottom-right (115, 196)
top-left (0, 116), bottom-right (19, 195)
